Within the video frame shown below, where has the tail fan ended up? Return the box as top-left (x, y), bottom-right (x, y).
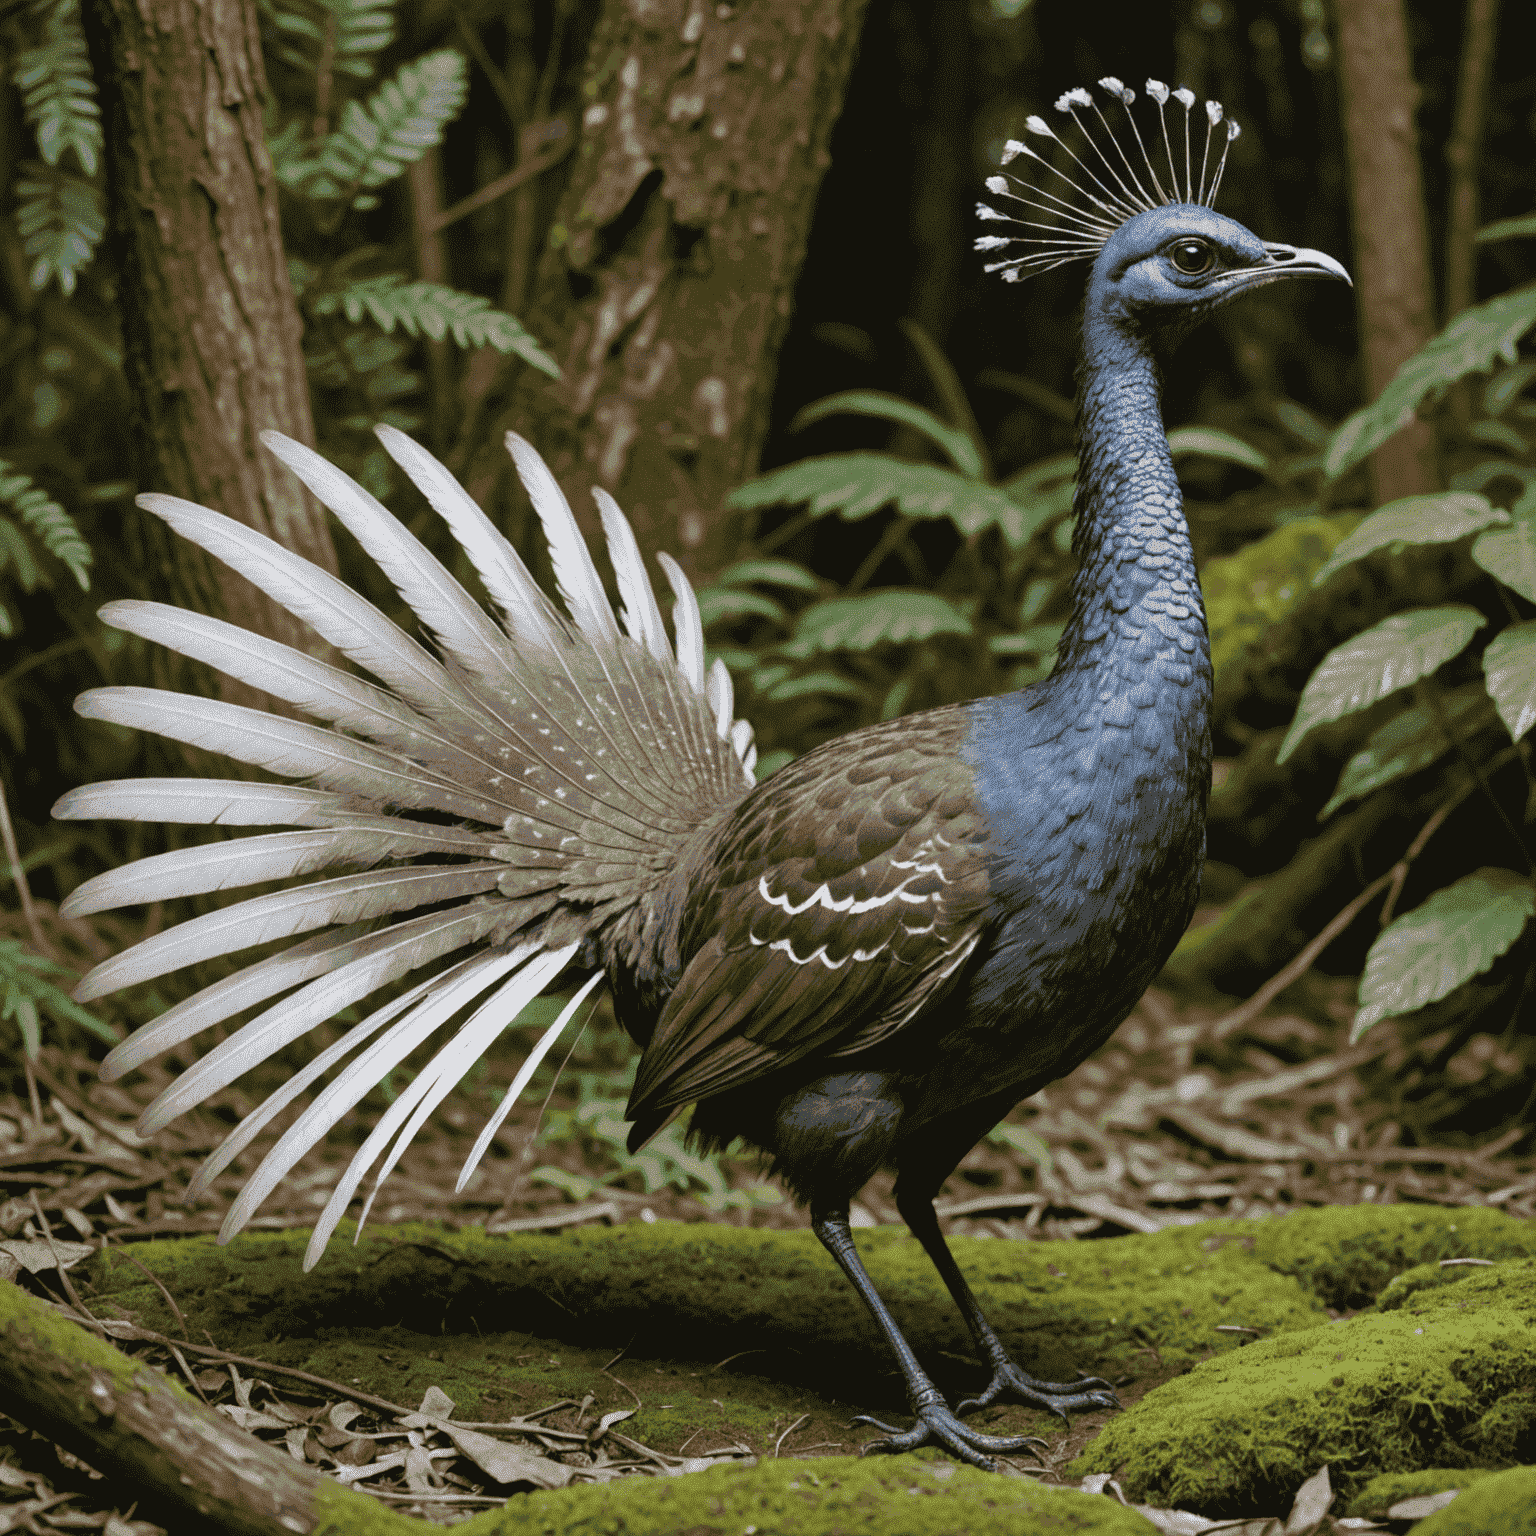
top-left (54, 429), bottom-right (757, 1268)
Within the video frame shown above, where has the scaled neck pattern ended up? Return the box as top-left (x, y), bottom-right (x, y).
top-left (1052, 309), bottom-right (1212, 737)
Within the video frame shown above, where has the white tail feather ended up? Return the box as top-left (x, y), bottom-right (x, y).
top-left (456, 969), bottom-right (607, 1192)
top-left (505, 432), bottom-right (623, 649)
top-left (593, 487), bottom-right (672, 667)
top-left (219, 950), bottom-right (529, 1247)
top-left (373, 425), bottom-right (568, 653)
top-left (707, 658), bottom-right (733, 741)
top-left (656, 553), bottom-right (705, 694)
top-left (53, 779), bottom-right (356, 827)
top-left (311, 946), bottom-right (580, 1265)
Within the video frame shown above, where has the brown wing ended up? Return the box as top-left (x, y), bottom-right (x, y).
top-left (626, 708), bottom-right (991, 1120)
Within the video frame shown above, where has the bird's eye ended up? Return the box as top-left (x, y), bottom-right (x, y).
top-left (1169, 239), bottom-right (1214, 275)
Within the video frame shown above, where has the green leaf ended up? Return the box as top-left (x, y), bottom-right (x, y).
top-left (1310, 492), bottom-right (1506, 587)
top-left (786, 591), bottom-right (972, 655)
top-left (989, 622), bottom-right (1065, 656)
top-left (1166, 425), bottom-right (1269, 474)
top-left (1352, 868), bottom-right (1535, 1042)
top-left (694, 588), bottom-right (786, 626)
top-left (1476, 213), bottom-right (1536, 245)
top-left (1473, 516), bottom-right (1536, 603)
top-left (1321, 684), bottom-right (1500, 818)
top-left (1277, 606), bottom-right (1488, 764)
top-left (1200, 514), bottom-right (1364, 682)
top-left (898, 317), bottom-right (990, 478)
top-left (728, 455), bottom-right (1037, 547)
top-left (310, 276), bottom-right (559, 377)
top-left (712, 559), bottom-right (818, 592)
top-left (13, 5), bottom-right (101, 176)
top-left (987, 1122), bottom-right (1055, 1177)
top-left (761, 671), bottom-right (865, 702)
top-left (789, 392), bottom-right (984, 479)
top-left (1324, 284), bottom-right (1536, 480)
top-left (14, 166), bottom-right (104, 296)
top-left (292, 50), bottom-right (468, 202)
top-left (0, 462), bottom-right (90, 591)
top-left (1483, 622), bottom-right (1536, 742)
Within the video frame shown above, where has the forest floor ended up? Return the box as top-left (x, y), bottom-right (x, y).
top-left (2, 969), bottom-right (1532, 1532)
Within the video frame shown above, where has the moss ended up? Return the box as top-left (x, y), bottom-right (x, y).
top-left (1372, 1261), bottom-right (1487, 1312)
top-left (1250, 1206), bottom-right (1536, 1311)
top-left (1344, 1467), bottom-right (1499, 1517)
top-left (1072, 1260), bottom-right (1536, 1514)
top-left (1412, 1465), bottom-right (1536, 1535)
top-left (452, 1452), bottom-right (1159, 1535)
top-left (84, 1219), bottom-right (1323, 1413)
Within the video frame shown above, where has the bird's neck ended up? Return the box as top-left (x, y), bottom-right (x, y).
top-left (1053, 314), bottom-right (1211, 708)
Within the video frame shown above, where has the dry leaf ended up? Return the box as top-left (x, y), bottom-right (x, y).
top-left (0, 1237), bottom-right (95, 1273)
top-left (1387, 1491), bottom-right (1459, 1519)
top-left (1285, 1466), bottom-right (1333, 1535)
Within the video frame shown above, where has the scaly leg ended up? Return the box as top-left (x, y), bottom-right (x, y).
top-left (811, 1205), bottom-right (1048, 1470)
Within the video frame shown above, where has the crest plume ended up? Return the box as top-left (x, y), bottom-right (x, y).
top-left (975, 76), bottom-right (1242, 282)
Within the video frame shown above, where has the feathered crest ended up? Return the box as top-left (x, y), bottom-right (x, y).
top-left (976, 77), bottom-right (1242, 282)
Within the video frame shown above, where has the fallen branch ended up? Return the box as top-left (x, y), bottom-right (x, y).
top-left (0, 1277), bottom-right (417, 1535)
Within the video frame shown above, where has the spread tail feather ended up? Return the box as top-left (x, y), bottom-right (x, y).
top-left (55, 429), bottom-right (759, 1255)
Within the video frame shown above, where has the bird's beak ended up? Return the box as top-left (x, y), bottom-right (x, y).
top-left (1258, 243), bottom-right (1353, 286)
top-left (1211, 244), bottom-right (1352, 300)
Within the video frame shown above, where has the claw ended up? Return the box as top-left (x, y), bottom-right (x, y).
top-left (956, 1363), bottom-right (1121, 1422)
top-left (851, 1405), bottom-right (1049, 1471)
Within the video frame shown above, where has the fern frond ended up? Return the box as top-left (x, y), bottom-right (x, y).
top-left (0, 459), bottom-right (92, 591)
top-left (14, 165), bottom-right (104, 295)
top-left (303, 49), bottom-right (467, 203)
top-left (312, 276), bottom-right (560, 378)
top-left (264, 0), bottom-right (396, 80)
top-left (12, 2), bottom-right (102, 176)
top-left (0, 938), bottom-right (116, 1058)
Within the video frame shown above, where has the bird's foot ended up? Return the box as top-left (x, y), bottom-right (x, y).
top-left (957, 1361), bottom-right (1119, 1423)
top-left (852, 1398), bottom-right (1049, 1472)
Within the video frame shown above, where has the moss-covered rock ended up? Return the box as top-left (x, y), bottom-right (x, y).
top-left (1411, 1465), bottom-right (1536, 1534)
top-left (1072, 1259), bottom-right (1536, 1514)
top-left (1344, 1466), bottom-right (1498, 1518)
top-left (451, 1453), bottom-right (1158, 1536)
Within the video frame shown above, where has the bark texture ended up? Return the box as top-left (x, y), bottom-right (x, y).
top-left (476, 0), bottom-right (873, 579)
top-left (83, 0), bottom-right (335, 664)
top-left (1332, 0), bottom-right (1439, 503)
top-left (0, 1282), bottom-right (410, 1536)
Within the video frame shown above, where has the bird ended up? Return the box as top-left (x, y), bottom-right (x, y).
top-left (53, 77), bottom-right (1348, 1470)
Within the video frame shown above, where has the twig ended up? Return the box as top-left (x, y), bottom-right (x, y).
top-left (28, 1188), bottom-right (93, 1321)
top-left (0, 781), bottom-right (57, 960)
top-left (1420, 680), bottom-right (1532, 869)
top-left (428, 139), bottom-right (573, 236)
top-left (773, 1413), bottom-right (810, 1456)
top-left (602, 1369), bottom-right (642, 1411)
top-left (109, 1241), bottom-right (189, 1338)
top-left (600, 1336), bottom-right (636, 1372)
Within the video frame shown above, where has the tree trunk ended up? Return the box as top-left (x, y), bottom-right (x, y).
top-left (83, 0), bottom-right (336, 672)
top-left (471, 0), bottom-right (873, 581)
top-left (1332, 0), bottom-right (1439, 504)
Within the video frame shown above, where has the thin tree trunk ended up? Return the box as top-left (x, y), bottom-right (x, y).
top-left (1443, 0), bottom-right (1500, 322)
top-left (1332, 0), bottom-right (1439, 503)
top-left (473, 0), bottom-right (873, 580)
top-left (83, 0), bottom-right (335, 673)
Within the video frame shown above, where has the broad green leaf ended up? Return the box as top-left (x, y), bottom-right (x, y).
top-left (763, 671), bottom-right (865, 702)
top-left (1476, 213), bottom-right (1536, 245)
top-left (712, 559), bottom-right (818, 591)
top-left (1483, 622), bottom-right (1536, 742)
top-left (1166, 425), bottom-right (1269, 474)
top-left (1310, 492), bottom-right (1505, 587)
top-left (1352, 868), bottom-right (1535, 1041)
top-left (1321, 684), bottom-right (1500, 818)
top-left (1485, 361), bottom-right (1536, 416)
top-left (1277, 606), bottom-right (1487, 764)
top-left (1470, 419), bottom-right (1529, 455)
top-left (1200, 514), bottom-right (1364, 682)
top-left (899, 317), bottom-right (991, 480)
top-left (786, 591), bottom-right (971, 656)
top-left (1324, 284), bottom-right (1536, 479)
top-left (1473, 517), bottom-right (1536, 603)
top-left (989, 623), bottom-right (1065, 656)
top-left (728, 455), bottom-right (1034, 547)
top-left (694, 588), bottom-right (785, 626)
top-left (789, 392), bottom-right (983, 479)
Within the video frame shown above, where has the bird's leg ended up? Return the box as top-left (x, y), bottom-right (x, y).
top-left (895, 1189), bottom-right (1120, 1421)
top-left (809, 1205), bottom-right (1048, 1471)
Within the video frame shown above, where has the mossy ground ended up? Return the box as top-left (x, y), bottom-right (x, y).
top-left (1409, 1465), bottom-right (1536, 1534)
top-left (75, 1203), bottom-right (1536, 1525)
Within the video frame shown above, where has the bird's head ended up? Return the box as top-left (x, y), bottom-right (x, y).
top-left (976, 78), bottom-right (1351, 354)
top-left (1089, 202), bottom-right (1349, 352)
